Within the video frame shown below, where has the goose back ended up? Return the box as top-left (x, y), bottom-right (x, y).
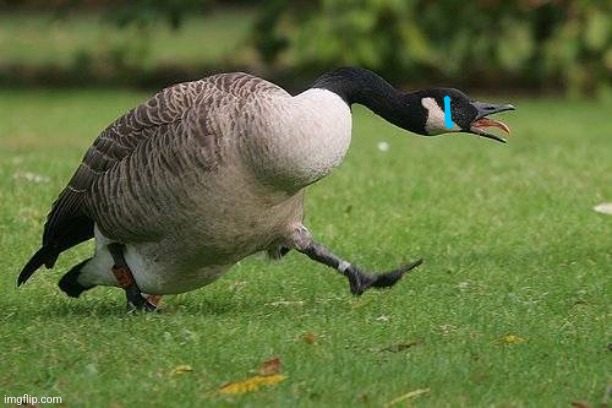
top-left (42, 73), bottom-right (289, 252)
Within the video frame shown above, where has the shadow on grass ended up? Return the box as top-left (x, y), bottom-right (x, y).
top-left (4, 289), bottom-right (265, 321)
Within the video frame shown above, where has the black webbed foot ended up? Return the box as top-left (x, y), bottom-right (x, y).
top-left (345, 259), bottom-right (423, 296)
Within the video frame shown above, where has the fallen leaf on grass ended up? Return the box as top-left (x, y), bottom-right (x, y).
top-left (385, 388), bottom-right (430, 407)
top-left (497, 334), bottom-right (526, 345)
top-left (217, 357), bottom-right (287, 396)
top-left (303, 332), bottom-right (316, 344)
top-left (258, 357), bottom-right (281, 376)
top-left (170, 364), bottom-right (193, 376)
top-left (219, 374), bottom-right (287, 395)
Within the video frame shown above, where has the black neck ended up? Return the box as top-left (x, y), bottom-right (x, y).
top-left (311, 67), bottom-right (424, 133)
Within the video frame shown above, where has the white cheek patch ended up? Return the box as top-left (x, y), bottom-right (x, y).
top-left (421, 97), bottom-right (461, 135)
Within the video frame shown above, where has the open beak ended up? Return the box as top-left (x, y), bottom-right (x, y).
top-left (469, 101), bottom-right (515, 143)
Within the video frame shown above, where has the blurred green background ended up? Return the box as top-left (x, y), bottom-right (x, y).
top-left (1, 0), bottom-right (610, 97)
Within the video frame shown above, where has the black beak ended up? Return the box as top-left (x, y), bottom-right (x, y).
top-left (469, 102), bottom-right (516, 143)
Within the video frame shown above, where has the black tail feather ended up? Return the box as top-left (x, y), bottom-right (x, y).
top-left (58, 258), bottom-right (95, 298)
top-left (17, 246), bottom-right (59, 286)
top-left (19, 215), bottom-right (94, 287)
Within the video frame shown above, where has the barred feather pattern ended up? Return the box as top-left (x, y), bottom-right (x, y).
top-left (44, 74), bottom-right (289, 245)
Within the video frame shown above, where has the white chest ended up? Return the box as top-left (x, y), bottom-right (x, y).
top-left (242, 89), bottom-right (352, 190)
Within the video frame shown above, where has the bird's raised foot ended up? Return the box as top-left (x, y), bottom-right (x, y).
top-left (347, 258), bottom-right (423, 296)
top-left (293, 227), bottom-right (424, 297)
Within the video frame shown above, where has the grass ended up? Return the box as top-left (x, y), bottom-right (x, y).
top-left (0, 89), bottom-right (610, 407)
top-left (0, 9), bottom-right (255, 69)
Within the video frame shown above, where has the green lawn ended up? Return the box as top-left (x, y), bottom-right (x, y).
top-left (0, 89), bottom-right (610, 407)
top-left (0, 9), bottom-right (255, 69)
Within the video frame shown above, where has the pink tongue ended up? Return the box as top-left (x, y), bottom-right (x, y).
top-left (472, 118), bottom-right (511, 134)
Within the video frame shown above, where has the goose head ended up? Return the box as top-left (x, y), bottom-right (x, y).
top-left (411, 88), bottom-right (515, 143)
top-left (311, 68), bottom-right (515, 143)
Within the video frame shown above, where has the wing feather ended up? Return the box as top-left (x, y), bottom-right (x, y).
top-left (19, 72), bottom-right (287, 285)
top-left (42, 79), bottom-right (210, 245)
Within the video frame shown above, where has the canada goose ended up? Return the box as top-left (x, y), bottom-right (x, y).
top-left (18, 67), bottom-right (514, 311)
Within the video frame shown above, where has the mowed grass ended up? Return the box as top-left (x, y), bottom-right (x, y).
top-left (0, 89), bottom-right (610, 407)
top-left (0, 9), bottom-right (255, 69)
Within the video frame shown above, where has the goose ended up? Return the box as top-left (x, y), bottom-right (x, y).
top-left (17, 67), bottom-right (514, 311)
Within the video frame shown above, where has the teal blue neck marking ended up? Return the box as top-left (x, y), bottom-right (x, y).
top-left (444, 96), bottom-right (455, 129)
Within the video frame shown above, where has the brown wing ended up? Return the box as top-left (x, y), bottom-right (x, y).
top-left (42, 80), bottom-right (212, 248)
top-left (19, 72), bottom-right (286, 285)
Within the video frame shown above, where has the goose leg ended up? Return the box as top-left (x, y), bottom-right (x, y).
top-left (107, 243), bottom-right (161, 312)
top-left (291, 225), bottom-right (423, 296)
